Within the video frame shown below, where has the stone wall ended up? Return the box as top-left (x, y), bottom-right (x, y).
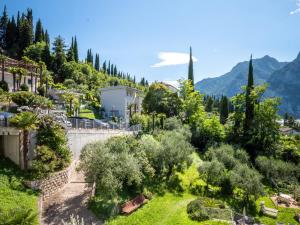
top-left (25, 164), bottom-right (73, 199)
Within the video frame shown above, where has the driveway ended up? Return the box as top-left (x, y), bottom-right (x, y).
top-left (41, 164), bottom-right (102, 225)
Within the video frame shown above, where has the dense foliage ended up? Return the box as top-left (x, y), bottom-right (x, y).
top-left (0, 158), bottom-right (38, 225)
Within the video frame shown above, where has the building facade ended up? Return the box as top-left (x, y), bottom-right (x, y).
top-left (99, 86), bottom-right (143, 124)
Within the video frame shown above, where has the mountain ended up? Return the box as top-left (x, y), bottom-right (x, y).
top-left (265, 53), bottom-right (300, 117)
top-left (195, 56), bottom-right (288, 97)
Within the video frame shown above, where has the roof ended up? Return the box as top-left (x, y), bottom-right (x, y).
top-left (99, 85), bottom-right (143, 93)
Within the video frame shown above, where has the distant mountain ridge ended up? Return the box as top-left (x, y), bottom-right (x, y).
top-left (265, 53), bottom-right (300, 117)
top-left (195, 54), bottom-right (300, 117)
top-left (195, 55), bottom-right (288, 97)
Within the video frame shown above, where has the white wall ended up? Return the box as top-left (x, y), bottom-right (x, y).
top-left (101, 88), bottom-right (127, 118)
top-left (67, 129), bottom-right (133, 159)
top-left (3, 135), bottom-right (20, 166)
top-left (3, 71), bottom-right (39, 92)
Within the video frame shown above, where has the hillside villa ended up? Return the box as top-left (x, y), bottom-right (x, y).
top-left (99, 85), bottom-right (143, 125)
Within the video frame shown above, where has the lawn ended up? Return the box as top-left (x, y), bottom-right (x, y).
top-left (254, 196), bottom-right (300, 225)
top-left (0, 158), bottom-right (39, 225)
top-left (106, 153), bottom-right (229, 225)
top-left (79, 108), bottom-right (99, 119)
top-left (106, 193), bottom-right (229, 225)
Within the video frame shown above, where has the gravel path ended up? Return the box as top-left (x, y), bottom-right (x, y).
top-left (41, 165), bottom-right (102, 225)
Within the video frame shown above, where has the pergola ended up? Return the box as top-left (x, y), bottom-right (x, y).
top-left (1, 56), bottom-right (42, 93)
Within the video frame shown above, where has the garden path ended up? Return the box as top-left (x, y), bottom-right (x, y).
top-left (41, 162), bottom-right (102, 225)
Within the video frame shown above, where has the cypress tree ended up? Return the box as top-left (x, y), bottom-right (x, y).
top-left (0, 6), bottom-right (9, 49)
top-left (113, 65), bottom-right (117, 76)
top-left (188, 46), bottom-right (194, 86)
top-left (220, 96), bottom-right (229, 124)
top-left (52, 35), bottom-right (66, 81)
top-left (102, 60), bottom-right (107, 73)
top-left (244, 55), bottom-right (254, 134)
top-left (5, 17), bottom-right (17, 53)
top-left (73, 36), bottom-right (79, 62)
top-left (42, 43), bottom-right (51, 69)
top-left (95, 53), bottom-right (100, 71)
top-left (25, 9), bottom-right (33, 43)
top-left (34, 18), bottom-right (43, 43)
top-left (44, 29), bottom-right (50, 45)
top-left (18, 15), bottom-right (33, 58)
top-left (66, 37), bottom-right (74, 61)
top-left (111, 64), bottom-right (114, 76)
top-left (107, 61), bottom-right (111, 75)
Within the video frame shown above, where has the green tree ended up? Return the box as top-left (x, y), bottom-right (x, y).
top-left (5, 16), bottom-right (17, 56)
top-left (73, 36), bottom-right (79, 62)
top-left (102, 60), bottom-right (107, 73)
top-left (34, 18), bottom-right (43, 43)
top-left (66, 37), bottom-right (75, 62)
top-left (230, 164), bottom-right (263, 206)
top-left (220, 96), bottom-right (229, 124)
top-left (23, 41), bottom-right (46, 62)
top-left (244, 55), bottom-right (254, 137)
top-left (95, 53), bottom-right (100, 71)
top-left (0, 5), bottom-right (8, 49)
top-left (52, 35), bottom-right (66, 82)
top-left (188, 46), bottom-right (194, 86)
top-left (42, 42), bottom-right (52, 69)
top-left (18, 9), bottom-right (34, 58)
top-left (143, 82), bottom-right (181, 117)
top-left (204, 96), bottom-right (213, 112)
top-left (199, 160), bottom-right (226, 192)
top-left (44, 29), bottom-right (50, 45)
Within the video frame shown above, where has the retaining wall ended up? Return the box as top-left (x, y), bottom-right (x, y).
top-left (67, 129), bottom-right (133, 159)
top-left (25, 164), bottom-right (73, 199)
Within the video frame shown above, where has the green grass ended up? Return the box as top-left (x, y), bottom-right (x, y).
top-left (106, 193), bottom-right (229, 225)
top-left (79, 112), bottom-right (96, 119)
top-left (106, 153), bottom-right (229, 225)
top-left (98, 152), bottom-right (299, 225)
top-left (0, 158), bottom-right (38, 225)
top-left (254, 196), bottom-right (300, 225)
top-left (79, 108), bottom-right (101, 119)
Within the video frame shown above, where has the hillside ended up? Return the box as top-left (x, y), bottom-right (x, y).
top-left (265, 53), bottom-right (300, 117)
top-left (195, 56), bottom-right (287, 97)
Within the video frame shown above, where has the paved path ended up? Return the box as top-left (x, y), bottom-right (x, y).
top-left (41, 165), bottom-right (103, 225)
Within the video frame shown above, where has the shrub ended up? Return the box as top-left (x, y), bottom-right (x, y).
top-left (30, 145), bottom-right (58, 179)
top-left (0, 80), bottom-right (9, 92)
top-left (37, 116), bottom-right (71, 170)
top-left (187, 198), bottom-right (230, 222)
top-left (0, 208), bottom-right (36, 225)
top-left (187, 199), bottom-right (209, 221)
top-left (20, 83), bottom-right (29, 91)
top-left (256, 156), bottom-right (299, 186)
top-left (11, 91), bottom-right (52, 108)
top-left (164, 117), bottom-right (183, 130)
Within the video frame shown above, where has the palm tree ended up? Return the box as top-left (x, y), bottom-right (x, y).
top-left (8, 67), bottom-right (28, 91)
top-left (9, 112), bottom-right (38, 170)
top-left (17, 68), bottom-right (28, 90)
top-left (8, 67), bottom-right (18, 92)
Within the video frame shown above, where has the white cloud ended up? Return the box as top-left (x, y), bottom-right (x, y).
top-left (151, 52), bottom-right (198, 68)
top-left (290, 0), bottom-right (300, 15)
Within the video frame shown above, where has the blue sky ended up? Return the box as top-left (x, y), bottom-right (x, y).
top-left (1, 0), bottom-right (300, 83)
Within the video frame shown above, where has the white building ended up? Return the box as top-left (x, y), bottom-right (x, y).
top-left (99, 86), bottom-right (143, 124)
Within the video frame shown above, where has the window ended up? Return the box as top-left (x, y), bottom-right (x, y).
top-left (28, 79), bottom-right (32, 85)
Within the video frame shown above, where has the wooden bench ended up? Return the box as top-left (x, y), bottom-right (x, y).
top-left (260, 201), bottom-right (278, 218)
top-left (121, 194), bottom-right (148, 214)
